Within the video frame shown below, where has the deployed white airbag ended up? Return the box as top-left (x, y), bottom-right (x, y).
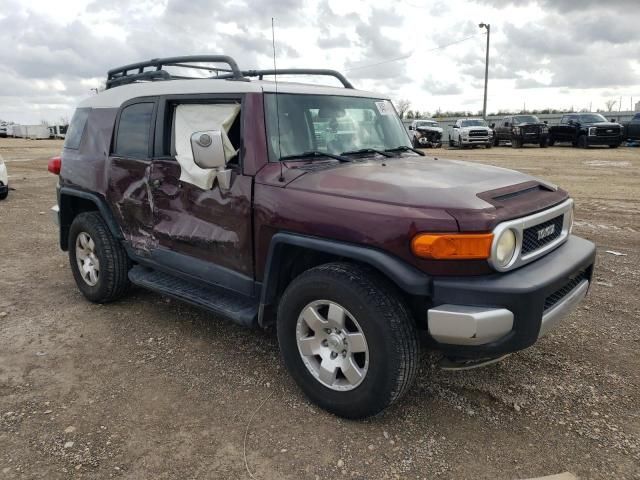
top-left (174, 103), bottom-right (240, 190)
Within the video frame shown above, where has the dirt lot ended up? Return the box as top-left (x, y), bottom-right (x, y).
top-left (0, 138), bottom-right (638, 479)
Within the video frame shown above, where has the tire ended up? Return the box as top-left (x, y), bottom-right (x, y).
top-left (68, 212), bottom-right (130, 303)
top-left (412, 137), bottom-right (419, 149)
top-left (448, 137), bottom-right (454, 148)
top-left (609, 144), bottom-right (619, 149)
top-left (539, 139), bottom-right (548, 148)
top-left (485, 142), bottom-right (492, 149)
top-left (0, 190), bottom-right (7, 200)
top-left (493, 136), bottom-right (499, 147)
top-left (548, 137), bottom-right (555, 146)
top-left (512, 138), bottom-right (522, 148)
top-left (577, 135), bottom-right (588, 149)
top-left (277, 262), bottom-right (419, 419)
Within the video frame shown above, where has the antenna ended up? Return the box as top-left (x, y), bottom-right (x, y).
top-left (272, 17), bottom-right (285, 183)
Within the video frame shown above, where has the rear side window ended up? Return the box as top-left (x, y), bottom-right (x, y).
top-left (64, 108), bottom-right (90, 150)
top-left (115, 102), bottom-right (154, 158)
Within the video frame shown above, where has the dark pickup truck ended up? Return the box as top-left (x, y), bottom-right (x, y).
top-left (548, 113), bottom-right (623, 148)
top-left (48, 55), bottom-right (596, 419)
top-left (492, 115), bottom-right (548, 148)
top-left (620, 112), bottom-right (640, 141)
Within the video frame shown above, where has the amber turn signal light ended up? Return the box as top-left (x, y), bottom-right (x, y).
top-left (411, 233), bottom-right (494, 260)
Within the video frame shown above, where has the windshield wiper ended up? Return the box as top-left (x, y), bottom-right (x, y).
top-left (279, 151), bottom-right (351, 162)
top-left (384, 145), bottom-right (425, 156)
top-left (340, 148), bottom-right (394, 158)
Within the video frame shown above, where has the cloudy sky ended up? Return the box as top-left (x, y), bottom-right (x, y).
top-left (1, 0), bottom-right (639, 124)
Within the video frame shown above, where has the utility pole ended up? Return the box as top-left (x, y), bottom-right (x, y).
top-left (479, 23), bottom-right (490, 119)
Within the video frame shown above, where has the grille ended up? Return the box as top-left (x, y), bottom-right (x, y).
top-left (596, 127), bottom-right (620, 136)
top-left (469, 130), bottom-right (487, 137)
top-left (522, 125), bottom-right (540, 134)
top-left (521, 215), bottom-right (564, 255)
top-left (544, 270), bottom-right (588, 311)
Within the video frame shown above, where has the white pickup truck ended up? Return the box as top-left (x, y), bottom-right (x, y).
top-left (449, 118), bottom-right (493, 148)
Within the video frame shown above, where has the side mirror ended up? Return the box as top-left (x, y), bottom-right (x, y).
top-left (567, 120), bottom-right (574, 125)
top-left (490, 123), bottom-right (495, 128)
top-left (543, 120), bottom-right (548, 124)
top-left (408, 125), bottom-right (413, 130)
top-left (610, 118), bottom-right (616, 123)
top-left (453, 124), bottom-right (459, 128)
top-left (191, 130), bottom-right (226, 169)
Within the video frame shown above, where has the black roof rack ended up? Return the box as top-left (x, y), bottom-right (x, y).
top-left (105, 56), bottom-right (355, 90)
top-left (227, 69), bottom-right (354, 89)
top-left (106, 55), bottom-right (245, 89)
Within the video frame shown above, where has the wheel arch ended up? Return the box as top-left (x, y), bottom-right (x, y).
top-left (58, 187), bottom-right (122, 251)
top-left (257, 232), bottom-right (431, 327)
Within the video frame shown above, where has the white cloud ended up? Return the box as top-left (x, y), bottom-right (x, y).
top-left (1, 0), bottom-right (639, 123)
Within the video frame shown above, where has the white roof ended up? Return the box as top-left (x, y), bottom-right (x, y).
top-left (79, 78), bottom-right (388, 109)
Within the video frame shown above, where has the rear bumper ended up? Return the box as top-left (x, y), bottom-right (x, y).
top-left (427, 235), bottom-right (596, 358)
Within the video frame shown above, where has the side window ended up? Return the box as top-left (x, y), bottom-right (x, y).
top-left (634, 113), bottom-right (640, 121)
top-left (64, 108), bottom-right (90, 150)
top-left (115, 102), bottom-right (154, 158)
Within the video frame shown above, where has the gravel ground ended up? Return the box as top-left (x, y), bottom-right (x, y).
top-left (0, 138), bottom-right (638, 479)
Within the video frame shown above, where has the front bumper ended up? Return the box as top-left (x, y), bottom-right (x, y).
top-left (588, 135), bottom-right (622, 146)
top-left (515, 133), bottom-right (548, 144)
top-left (460, 137), bottom-right (491, 145)
top-left (426, 235), bottom-right (595, 358)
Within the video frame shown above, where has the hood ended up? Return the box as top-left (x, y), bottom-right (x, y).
top-left (416, 125), bottom-right (444, 133)
top-left (460, 125), bottom-right (490, 131)
top-left (580, 121), bottom-right (621, 128)
top-left (285, 156), bottom-right (557, 211)
top-left (514, 122), bottom-right (545, 127)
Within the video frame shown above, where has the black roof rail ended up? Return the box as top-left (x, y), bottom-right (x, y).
top-left (216, 69), bottom-right (354, 89)
top-left (106, 55), bottom-right (245, 89)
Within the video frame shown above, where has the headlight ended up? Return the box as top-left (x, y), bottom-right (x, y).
top-left (493, 229), bottom-right (517, 268)
top-left (588, 127), bottom-right (597, 136)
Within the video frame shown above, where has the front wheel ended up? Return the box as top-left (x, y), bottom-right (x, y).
top-left (69, 212), bottom-right (131, 303)
top-left (609, 144), bottom-right (619, 149)
top-left (548, 137), bottom-right (555, 146)
top-left (277, 262), bottom-right (419, 419)
top-left (511, 138), bottom-right (522, 148)
top-left (577, 135), bottom-right (589, 149)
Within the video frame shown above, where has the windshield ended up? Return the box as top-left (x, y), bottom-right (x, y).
top-left (513, 115), bottom-right (540, 124)
top-left (416, 121), bottom-right (438, 128)
top-left (578, 114), bottom-right (608, 123)
top-left (264, 94), bottom-right (410, 161)
top-left (460, 119), bottom-right (487, 127)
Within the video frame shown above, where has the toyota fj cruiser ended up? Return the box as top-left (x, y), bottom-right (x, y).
top-left (49, 56), bottom-right (595, 419)
top-left (548, 113), bottom-right (623, 148)
top-left (492, 115), bottom-right (549, 148)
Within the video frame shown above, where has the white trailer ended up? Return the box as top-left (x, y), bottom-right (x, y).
top-left (12, 124), bottom-right (50, 139)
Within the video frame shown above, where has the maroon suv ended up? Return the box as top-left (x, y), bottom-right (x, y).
top-left (50, 56), bottom-right (596, 418)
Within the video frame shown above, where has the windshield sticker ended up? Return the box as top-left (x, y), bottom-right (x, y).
top-left (375, 100), bottom-right (393, 116)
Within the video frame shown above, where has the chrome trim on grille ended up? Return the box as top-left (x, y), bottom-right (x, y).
top-left (489, 198), bottom-right (574, 272)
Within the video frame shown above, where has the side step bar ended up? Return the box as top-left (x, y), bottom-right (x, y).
top-left (128, 266), bottom-right (258, 328)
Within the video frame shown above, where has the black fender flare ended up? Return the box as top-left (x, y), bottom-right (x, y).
top-left (258, 232), bottom-right (431, 325)
top-left (58, 187), bottom-right (122, 250)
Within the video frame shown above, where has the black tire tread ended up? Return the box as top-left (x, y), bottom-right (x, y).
top-left (69, 212), bottom-right (130, 303)
top-left (277, 262), bottom-right (419, 417)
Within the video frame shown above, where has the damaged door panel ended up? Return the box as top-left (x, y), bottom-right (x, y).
top-left (149, 98), bottom-right (254, 279)
top-left (106, 99), bottom-right (158, 252)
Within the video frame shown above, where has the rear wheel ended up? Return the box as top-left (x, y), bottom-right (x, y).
top-left (577, 135), bottom-right (588, 149)
top-left (69, 212), bottom-right (130, 303)
top-left (277, 262), bottom-right (419, 419)
top-left (609, 144), bottom-right (619, 149)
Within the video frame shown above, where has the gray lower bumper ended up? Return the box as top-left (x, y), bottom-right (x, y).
top-left (427, 279), bottom-right (589, 346)
top-left (51, 205), bottom-right (59, 226)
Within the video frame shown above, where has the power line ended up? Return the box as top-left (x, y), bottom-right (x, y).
top-left (345, 33), bottom-right (485, 72)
